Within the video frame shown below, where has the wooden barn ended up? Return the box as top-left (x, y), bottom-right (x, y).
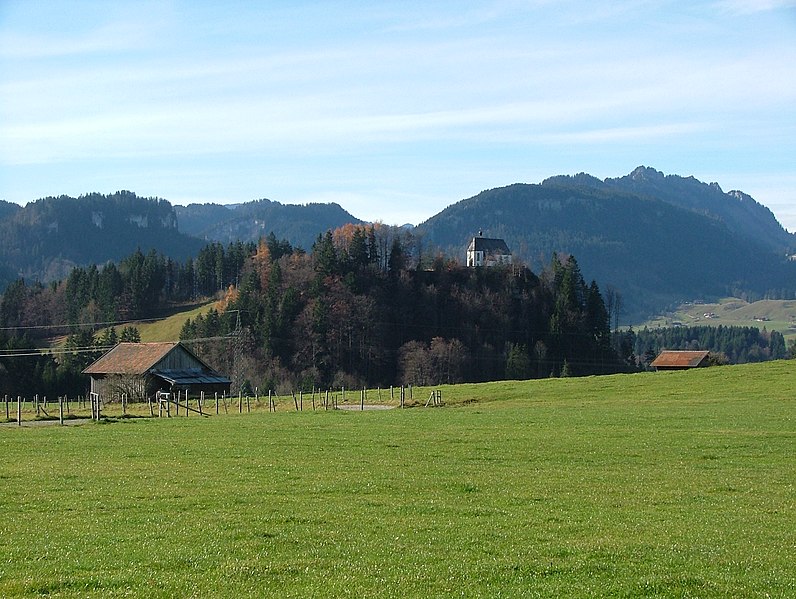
top-left (82, 342), bottom-right (231, 401)
top-left (466, 232), bottom-right (512, 267)
top-left (651, 350), bottom-right (710, 371)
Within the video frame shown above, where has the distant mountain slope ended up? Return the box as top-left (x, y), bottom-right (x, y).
top-left (175, 199), bottom-right (362, 250)
top-left (0, 192), bottom-right (204, 284)
top-left (417, 175), bottom-right (795, 320)
top-left (544, 166), bottom-right (795, 252)
top-left (0, 200), bottom-right (21, 221)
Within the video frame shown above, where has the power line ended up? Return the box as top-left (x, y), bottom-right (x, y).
top-left (0, 317), bottom-right (162, 332)
top-left (0, 345), bottom-right (116, 358)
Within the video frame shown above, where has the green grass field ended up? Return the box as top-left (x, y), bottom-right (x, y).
top-left (134, 301), bottom-right (217, 343)
top-left (1, 363), bottom-right (795, 597)
top-left (644, 297), bottom-right (796, 341)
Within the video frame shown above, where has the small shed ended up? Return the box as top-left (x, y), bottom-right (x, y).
top-left (466, 232), bottom-right (512, 267)
top-left (651, 350), bottom-right (710, 371)
top-left (82, 342), bottom-right (231, 401)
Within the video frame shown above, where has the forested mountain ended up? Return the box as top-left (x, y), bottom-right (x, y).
top-left (174, 199), bottom-right (362, 249)
top-left (0, 192), bottom-right (204, 284)
top-left (0, 200), bottom-right (21, 221)
top-left (417, 170), bottom-right (796, 321)
top-left (544, 166), bottom-right (795, 251)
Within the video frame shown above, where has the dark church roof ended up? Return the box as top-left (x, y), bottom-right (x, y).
top-left (467, 236), bottom-right (510, 253)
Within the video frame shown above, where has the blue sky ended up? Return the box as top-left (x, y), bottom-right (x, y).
top-left (2, 0), bottom-right (795, 230)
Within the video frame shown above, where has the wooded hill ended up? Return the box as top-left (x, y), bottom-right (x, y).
top-left (0, 227), bottom-right (625, 396)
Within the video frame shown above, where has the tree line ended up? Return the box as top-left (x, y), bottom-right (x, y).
top-left (630, 325), bottom-right (788, 366)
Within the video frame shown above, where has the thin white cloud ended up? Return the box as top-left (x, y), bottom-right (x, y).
top-left (712, 0), bottom-right (796, 14)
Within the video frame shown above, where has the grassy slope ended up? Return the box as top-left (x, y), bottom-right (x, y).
top-left (135, 301), bottom-right (216, 342)
top-left (644, 297), bottom-right (796, 341)
top-left (1, 363), bottom-right (795, 598)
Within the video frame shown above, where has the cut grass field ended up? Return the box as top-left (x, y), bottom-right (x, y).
top-left (1, 362), bottom-right (795, 597)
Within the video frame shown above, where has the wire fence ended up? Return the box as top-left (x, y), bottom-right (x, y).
top-left (1, 385), bottom-right (441, 426)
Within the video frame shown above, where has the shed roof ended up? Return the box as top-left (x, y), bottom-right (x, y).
top-left (82, 342), bottom-right (210, 375)
top-left (650, 350), bottom-right (710, 369)
top-left (468, 236), bottom-right (510, 254)
top-left (155, 369), bottom-right (231, 386)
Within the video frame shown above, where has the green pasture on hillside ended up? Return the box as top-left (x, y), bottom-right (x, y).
top-left (1, 363), bottom-right (795, 597)
top-left (645, 297), bottom-right (796, 341)
top-left (135, 301), bottom-right (217, 343)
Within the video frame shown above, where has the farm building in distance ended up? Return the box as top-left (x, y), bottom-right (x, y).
top-left (83, 342), bottom-right (231, 401)
top-left (651, 350), bottom-right (711, 371)
top-left (466, 232), bottom-right (512, 267)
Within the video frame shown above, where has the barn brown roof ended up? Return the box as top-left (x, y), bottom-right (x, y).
top-left (651, 350), bottom-right (710, 369)
top-left (82, 342), bottom-right (181, 375)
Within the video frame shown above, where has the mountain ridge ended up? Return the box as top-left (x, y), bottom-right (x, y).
top-left (174, 198), bottom-right (362, 249)
top-left (416, 168), bottom-right (795, 320)
top-left (1, 167), bottom-right (793, 322)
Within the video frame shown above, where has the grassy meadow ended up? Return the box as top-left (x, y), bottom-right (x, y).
top-left (1, 362), bottom-right (795, 597)
top-left (134, 301), bottom-right (217, 343)
top-left (644, 297), bottom-right (796, 341)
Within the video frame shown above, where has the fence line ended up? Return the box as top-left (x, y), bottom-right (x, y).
top-left (3, 383), bottom-right (444, 424)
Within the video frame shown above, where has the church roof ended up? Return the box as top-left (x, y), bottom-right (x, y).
top-left (468, 236), bottom-right (510, 253)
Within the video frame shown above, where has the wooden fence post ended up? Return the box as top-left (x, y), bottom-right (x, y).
top-left (4, 394), bottom-right (8, 421)
top-left (17, 396), bottom-right (21, 426)
top-left (361, 387), bottom-right (365, 411)
top-left (215, 392), bottom-right (219, 415)
top-left (238, 391), bottom-right (242, 414)
top-left (59, 396), bottom-right (64, 426)
top-left (292, 392), bottom-right (298, 411)
top-left (300, 391), bottom-right (303, 411)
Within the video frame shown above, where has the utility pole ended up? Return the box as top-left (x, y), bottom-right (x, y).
top-left (231, 310), bottom-right (244, 395)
